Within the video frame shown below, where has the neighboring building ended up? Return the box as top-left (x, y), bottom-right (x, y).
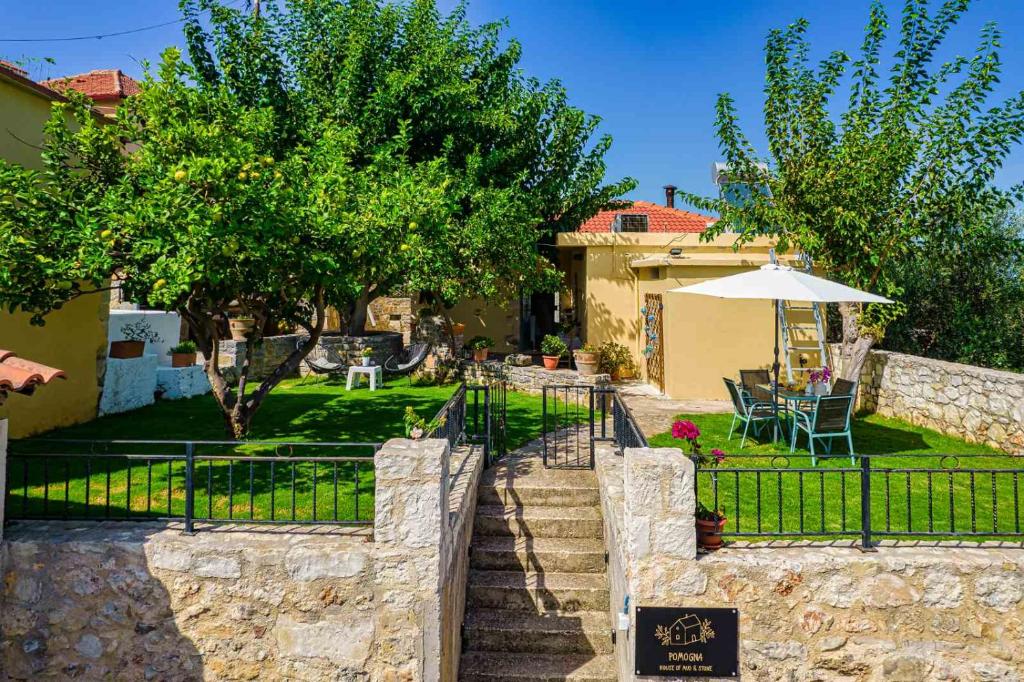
top-left (0, 61), bottom-right (110, 437)
top-left (42, 69), bottom-right (140, 116)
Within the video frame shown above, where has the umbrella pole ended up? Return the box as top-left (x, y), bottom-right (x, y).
top-left (773, 299), bottom-right (781, 443)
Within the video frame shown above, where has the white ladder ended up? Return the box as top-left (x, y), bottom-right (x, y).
top-left (774, 252), bottom-right (830, 383)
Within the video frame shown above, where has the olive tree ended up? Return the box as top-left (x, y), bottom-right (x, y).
top-left (683, 0), bottom-right (1024, 381)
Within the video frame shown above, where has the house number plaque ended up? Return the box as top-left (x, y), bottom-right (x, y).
top-left (634, 606), bottom-right (739, 677)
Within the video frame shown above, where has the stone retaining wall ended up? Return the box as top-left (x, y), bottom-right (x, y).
top-left (214, 332), bottom-right (403, 382)
top-left (596, 445), bottom-right (1024, 681)
top-left (833, 346), bottom-right (1024, 454)
top-left (464, 360), bottom-right (611, 394)
top-left (1, 437), bottom-right (480, 681)
top-left (367, 297), bottom-right (415, 345)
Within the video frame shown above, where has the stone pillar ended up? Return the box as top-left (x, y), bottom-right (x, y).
top-left (372, 437), bottom-right (450, 681)
top-left (622, 447), bottom-right (696, 678)
top-left (0, 418), bottom-right (6, 544)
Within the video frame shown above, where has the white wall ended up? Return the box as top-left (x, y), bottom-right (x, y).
top-left (108, 310), bottom-right (182, 367)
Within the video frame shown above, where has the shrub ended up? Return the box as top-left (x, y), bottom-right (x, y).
top-left (540, 334), bottom-right (568, 357)
top-left (598, 341), bottom-right (635, 375)
top-left (467, 335), bottom-right (494, 351)
top-left (168, 340), bottom-right (197, 355)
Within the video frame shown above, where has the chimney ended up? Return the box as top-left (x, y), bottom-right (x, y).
top-left (663, 184), bottom-right (677, 208)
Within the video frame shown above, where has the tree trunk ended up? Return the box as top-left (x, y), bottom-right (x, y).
top-left (836, 302), bottom-right (877, 384)
top-left (346, 288), bottom-right (372, 336)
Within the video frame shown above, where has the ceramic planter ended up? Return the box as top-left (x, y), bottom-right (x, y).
top-left (109, 340), bottom-right (144, 359)
top-left (473, 348), bottom-right (489, 363)
top-left (542, 355), bottom-right (560, 370)
top-left (170, 352), bottom-right (197, 368)
top-left (229, 318), bottom-right (256, 341)
top-left (574, 350), bottom-right (599, 376)
top-left (696, 517), bottom-right (727, 550)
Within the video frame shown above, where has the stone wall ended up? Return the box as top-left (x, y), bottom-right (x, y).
top-left (596, 444), bottom-right (1024, 681)
top-left (1, 437), bottom-right (480, 681)
top-left (833, 346), bottom-right (1024, 454)
top-left (464, 360), bottom-right (611, 394)
top-left (367, 297), bottom-right (415, 345)
top-left (214, 332), bottom-right (403, 382)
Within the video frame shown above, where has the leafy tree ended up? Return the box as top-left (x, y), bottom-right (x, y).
top-left (684, 0), bottom-right (1024, 381)
top-left (182, 0), bottom-right (633, 332)
top-left (881, 209), bottom-right (1024, 371)
top-left (0, 0), bottom-right (630, 437)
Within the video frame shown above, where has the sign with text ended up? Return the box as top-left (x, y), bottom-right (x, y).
top-left (634, 606), bottom-right (739, 677)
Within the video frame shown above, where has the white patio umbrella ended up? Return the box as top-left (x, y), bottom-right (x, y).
top-left (668, 262), bottom-right (893, 439)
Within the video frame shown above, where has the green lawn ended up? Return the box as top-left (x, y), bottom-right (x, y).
top-left (649, 412), bottom-right (1022, 542)
top-left (7, 378), bottom-right (552, 525)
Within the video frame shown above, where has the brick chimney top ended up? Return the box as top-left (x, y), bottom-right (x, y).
top-left (663, 185), bottom-right (677, 209)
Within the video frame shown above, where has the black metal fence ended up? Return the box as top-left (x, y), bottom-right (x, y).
top-left (5, 440), bottom-right (379, 532)
top-left (694, 453), bottom-right (1024, 547)
top-left (542, 385), bottom-right (595, 468)
top-left (595, 387), bottom-right (648, 451)
top-left (430, 378), bottom-right (508, 468)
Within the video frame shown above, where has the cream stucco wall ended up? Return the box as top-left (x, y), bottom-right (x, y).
top-left (557, 232), bottom-right (800, 401)
top-left (0, 73), bottom-right (109, 437)
top-left (447, 297), bottom-right (519, 354)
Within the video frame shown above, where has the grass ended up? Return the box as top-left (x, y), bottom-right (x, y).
top-left (7, 377), bottom-right (554, 524)
top-left (649, 412), bottom-right (1022, 542)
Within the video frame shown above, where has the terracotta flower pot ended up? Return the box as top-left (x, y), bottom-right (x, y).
top-left (574, 351), bottom-right (599, 376)
top-left (542, 355), bottom-right (560, 370)
top-left (170, 352), bottom-right (197, 368)
top-left (109, 340), bottom-right (144, 359)
top-left (229, 318), bottom-right (255, 341)
top-left (451, 323), bottom-right (466, 335)
top-left (473, 348), bottom-right (489, 362)
top-left (696, 517), bottom-right (727, 551)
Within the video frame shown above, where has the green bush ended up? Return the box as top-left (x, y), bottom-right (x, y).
top-left (168, 340), bottom-right (197, 355)
top-left (540, 334), bottom-right (568, 357)
top-left (467, 335), bottom-right (494, 351)
top-left (598, 341), bottom-right (635, 375)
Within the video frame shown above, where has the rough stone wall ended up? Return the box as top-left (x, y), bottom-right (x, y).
top-left (1, 438), bottom-right (459, 681)
top-left (214, 332), bottom-right (402, 382)
top-left (832, 346), bottom-right (1024, 454)
top-left (1, 524), bottom-right (375, 681)
top-left (597, 445), bottom-right (1024, 681)
top-left (463, 360), bottom-right (611, 394)
top-left (367, 297), bottom-right (415, 345)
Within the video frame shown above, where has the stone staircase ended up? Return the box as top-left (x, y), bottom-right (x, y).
top-left (459, 453), bottom-right (616, 681)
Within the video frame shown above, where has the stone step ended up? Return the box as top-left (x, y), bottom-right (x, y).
top-left (463, 609), bottom-right (613, 655)
top-left (466, 570), bottom-right (609, 613)
top-left (473, 505), bottom-right (603, 539)
top-left (470, 537), bottom-right (606, 574)
top-left (459, 652), bottom-right (617, 682)
top-left (477, 481), bottom-right (602, 507)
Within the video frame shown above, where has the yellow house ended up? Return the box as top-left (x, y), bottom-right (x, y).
top-left (0, 62), bottom-right (110, 437)
top-left (453, 190), bottom-right (817, 401)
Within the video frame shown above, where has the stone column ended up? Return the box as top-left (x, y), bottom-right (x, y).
top-left (372, 437), bottom-right (450, 681)
top-left (622, 446), bottom-right (696, 678)
top-left (0, 418), bottom-right (7, 544)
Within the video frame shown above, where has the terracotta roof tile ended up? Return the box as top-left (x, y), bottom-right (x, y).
top-left (0, 350), bottom-right (65, 394)
top-left (42, 69), bottom-right (140, 101)
top-left (578, 200), bottom-right (717, 234)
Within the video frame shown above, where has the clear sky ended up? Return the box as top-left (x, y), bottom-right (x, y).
top-left (3, 0), bottom-right (1022, 210)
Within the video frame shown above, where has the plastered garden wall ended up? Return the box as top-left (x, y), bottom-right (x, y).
top-left (596, 445), bottom-right (1024, 681)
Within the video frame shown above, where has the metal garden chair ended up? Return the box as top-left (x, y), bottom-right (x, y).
top-left (383, 342), bottom-right (430, 385)
top-left (297, 337), bottom-right (345, 384)
top-left (724, 377), bottom-right (778, 448)
top-left (790, 394), bottom-right (856, 464)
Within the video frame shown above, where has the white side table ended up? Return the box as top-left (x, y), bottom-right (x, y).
top-left (346, 365), bottom-right (382, 391)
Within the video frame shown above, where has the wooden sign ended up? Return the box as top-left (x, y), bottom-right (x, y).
top-left (634, 606), bottom-right (739, 677)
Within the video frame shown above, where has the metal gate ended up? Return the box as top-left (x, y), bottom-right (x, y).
top-left (467, 365), bottom-right (508, 467)
top-left (541, 385), bottom-right (594, 469)
top-left (644, 293), bottom-right (665, 391)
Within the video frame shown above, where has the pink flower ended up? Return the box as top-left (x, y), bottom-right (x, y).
top-left (672, 420), bottom-right (700, 441)
top-left (711, 448), bottom-right (726, 463)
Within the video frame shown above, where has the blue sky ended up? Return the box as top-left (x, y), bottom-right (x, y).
top-left (3, 0), bottom-right (1022, 209)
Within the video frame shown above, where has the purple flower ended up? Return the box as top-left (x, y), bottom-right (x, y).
top-left (711, 448), bottom-right (726, 463)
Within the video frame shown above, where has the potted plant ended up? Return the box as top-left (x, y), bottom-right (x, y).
top-left (360, 346), bottom-right (374, 367)
top-left (229, 316), bottom-right (256, 341)
top-left (540, 334), bottom-right (567, 370)
top-left (672, 419), bottom-right (728, 550)
top-left (807, 366), bottom-right (833, 396)
top-left (573, 343), bottom-right (600, 376)
top-left (467, 336), bottom-right (494, 363)
top-left (598, 341), bottom-right (633, 380)
top-left (167, 340), bottom-right (198, 368)
top-left (451, 322), bottom-right (466, 336)
top-left (403, 406), bottom-right (447, 440)
top-left (110, 319), bottom-right (163, 359)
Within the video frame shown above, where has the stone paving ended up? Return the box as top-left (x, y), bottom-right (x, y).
top-left (614, 380), bottom-right (730, 439)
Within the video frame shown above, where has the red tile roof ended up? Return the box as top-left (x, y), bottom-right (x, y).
top-left (578, 200), bottom-right (717, 234)
top-left (0, 350), bottom-right (65, 396)
top-left (42, 69), bottom-right (140, 101)
top-left (0, 59), bottom-right (28, 78)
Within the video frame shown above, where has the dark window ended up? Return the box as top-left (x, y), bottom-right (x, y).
top-left (614, 214), bottom-right (649, 233)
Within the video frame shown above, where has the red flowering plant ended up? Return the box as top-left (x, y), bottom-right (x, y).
top-left (672, 420), bottom-right (726, 522)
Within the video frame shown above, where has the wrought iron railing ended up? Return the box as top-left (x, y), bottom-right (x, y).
top-left (595, 387), bottom-right (648, 451)
top-left (693, 453), bottom-right (1024, 547)
top-left (430, 379), bottom-right (506, 468)
top-left (542, 384), bottom-right (595, 468)
top-left (5, 439), bottom-right (379, 532)
top-left (430, 383), bottom-right (468, 451)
